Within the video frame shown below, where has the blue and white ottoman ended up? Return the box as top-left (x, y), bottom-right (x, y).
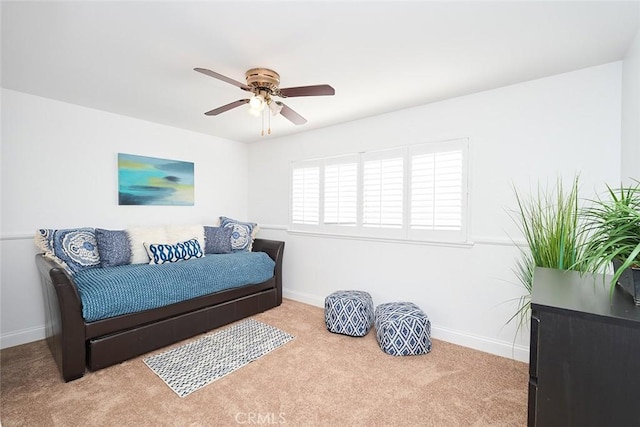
top-left (374, 302), bottom-right (432, 356)
top-left (324, 290), bottom-right (374, 337)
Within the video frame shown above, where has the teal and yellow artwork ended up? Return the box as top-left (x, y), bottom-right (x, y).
top-left (118, 153), bottom-right (194, 206)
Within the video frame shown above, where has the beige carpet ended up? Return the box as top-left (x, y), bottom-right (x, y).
top-left (1, 299), bottom-right (528, 426)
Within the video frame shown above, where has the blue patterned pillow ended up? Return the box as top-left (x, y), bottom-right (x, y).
top-left (35, 228), bottom-right (60, 268)
top-left (204, 226), bottom-right (233, 254)
top-left (219, 217), bottom-right (258, 252)
top-left (143, 238), bottom-right (204, 264)
top-left (35, 229), bottom-right (55, 254)
top-left (95, 229), bottom-right (131, 267)
top-left (36, 228), bottom-right (101, 273)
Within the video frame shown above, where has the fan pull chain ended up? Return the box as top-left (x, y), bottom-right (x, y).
top-left (261, 108), bottom-right (265, 136)
top-left (268, 109), bottom-right (271, 135)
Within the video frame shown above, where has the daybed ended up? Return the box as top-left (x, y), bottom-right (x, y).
top-left (36, 237), bottom-right (284, 382)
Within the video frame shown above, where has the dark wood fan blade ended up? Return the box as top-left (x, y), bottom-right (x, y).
top-left (277, 102), bottom-right (307, 125)
top-left (194, 68), bottom-right (251, 91)
top-left (279, 84), bottom-right (335, 98)
top-left (204, 99), bottom-right (250, 116)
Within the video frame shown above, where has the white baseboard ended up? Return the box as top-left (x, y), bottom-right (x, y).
top-left (430, 324), bottom-right (529, 362)
top-left (283, 288), bottom-right (325, 308)
top-left (0, 325), bottom-right (46, 350)
top-left (283, 288), bottom-right (529, 363)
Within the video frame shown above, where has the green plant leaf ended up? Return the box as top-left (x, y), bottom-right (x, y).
top-left (507, 174), bottom-right (586, 331)
top-left (580, 180), bottom-right (640, 297)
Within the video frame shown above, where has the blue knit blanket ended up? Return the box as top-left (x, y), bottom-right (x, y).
top-left (73, 252), bottom-right (275, 322)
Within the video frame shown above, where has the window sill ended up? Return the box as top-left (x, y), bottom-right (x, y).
top-left (286, 229), bottom-right (475, 248)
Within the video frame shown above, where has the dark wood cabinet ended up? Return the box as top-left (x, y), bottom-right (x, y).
top-left (528, 267), bottom-right (640, 427)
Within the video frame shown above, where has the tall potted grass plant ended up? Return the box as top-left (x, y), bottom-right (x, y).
top-left (508, 176), bottom-right (586, 330)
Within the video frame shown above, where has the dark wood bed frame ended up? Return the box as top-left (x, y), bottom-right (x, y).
top-left (35, 238), bottom-right (284, 382)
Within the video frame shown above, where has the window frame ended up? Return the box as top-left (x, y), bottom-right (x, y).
top-left (289, 138), bottom-right (469, 244)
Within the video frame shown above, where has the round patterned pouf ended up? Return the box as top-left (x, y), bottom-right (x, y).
top-left (324, 290), bottom-right (374, 337)
top-left (374, 302), bottom-right (432, 356)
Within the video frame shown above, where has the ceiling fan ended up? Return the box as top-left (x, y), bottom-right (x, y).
top-left (194, 67), bottom-right (335, 133)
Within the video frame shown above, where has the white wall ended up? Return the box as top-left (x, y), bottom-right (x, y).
top-left (248, 62), bottom-right (623, 362)
top-left (0, 61), bottom-right (627, 359)
top-left (622, 26), bottom-right (640, 184)
top-left (0, 89), bottom-right (250, 348)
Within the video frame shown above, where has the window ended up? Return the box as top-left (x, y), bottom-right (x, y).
top-left (362, 156), bottom-right (403, 229)
top-left (409, 140), bottom-right (466, 241)
top-left (291, 165), bottom-right (319, 226)
top-left (410, 151), bottom-right (463, 230)
top-left (290, 138), bottom-right (468, 243)
top-left (324, 160), bottom-right (357, 226)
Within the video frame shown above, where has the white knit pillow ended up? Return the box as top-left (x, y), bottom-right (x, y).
top-left (127, 226), bottom-right (168, 264)
top-left (164, 224), bottom-right (205, 253)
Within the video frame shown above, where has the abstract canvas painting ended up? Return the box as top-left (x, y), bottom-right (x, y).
top-left (118, 153), bottom-right (194, 206)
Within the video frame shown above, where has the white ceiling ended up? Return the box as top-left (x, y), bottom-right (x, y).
top-left (2, 1), bottom-right (639, 143)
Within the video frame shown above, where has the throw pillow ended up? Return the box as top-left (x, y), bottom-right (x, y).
top-left (127, 226), bottom-right (168, 264)
top-left (35, 228), bottom-right (64, 269)
top-left (143, 238), bottom-right (204, 264)
top-left (36, 228), bottom-right (101, 273)
top-left (219, 216), bottom-right (259, 252)
top-left (95, 229), bottom-right (131, 267)
top-left (165, 224), bottom-right (205, 253)
top-left (35, 229), bottom-right (55, 254)
top-left (203, 226), bottom-right (233, 254)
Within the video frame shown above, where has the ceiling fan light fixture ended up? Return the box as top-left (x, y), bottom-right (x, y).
top-left (195, 66), bottom-right (334, 132)
top-left (269, 100), bottom-right (283, 116)
top-left (248, 107), bottom-right (262, 117)
top-left (248, 94), bottom-right (265, 111)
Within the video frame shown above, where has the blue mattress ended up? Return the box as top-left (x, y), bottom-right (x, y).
top-left (73, 252), bottom-right (275, 322)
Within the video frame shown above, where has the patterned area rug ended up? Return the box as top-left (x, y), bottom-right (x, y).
top-left (143, 318), bottom-right (294, 397)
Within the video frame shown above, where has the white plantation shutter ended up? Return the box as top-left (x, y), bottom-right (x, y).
top-left (324, 160), bottom-right (357, 226)
top-left (411, 150), bottom-right (462, 229)
top-left (291, 165), bottom-right (320, 226)
top-left (409, 139), bottom-right (467, 241)
top-left (362, 152), bottom-right (403, 230)
top-left (290, 139), bottom-right (468, 243)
